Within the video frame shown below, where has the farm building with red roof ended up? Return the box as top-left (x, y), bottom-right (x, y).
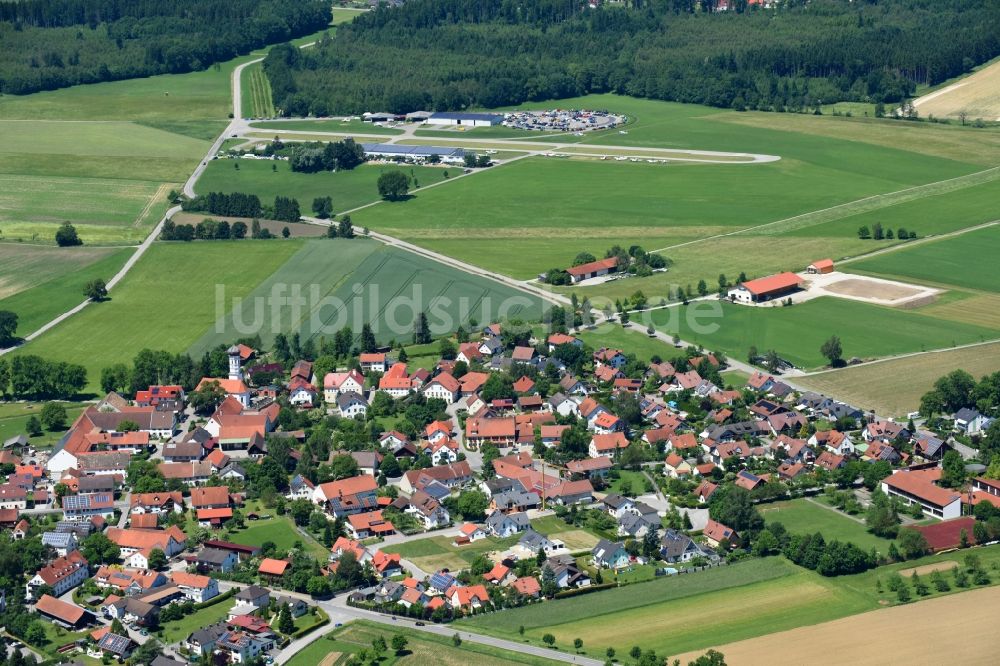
top-left (728, 272), bottom-right (804, 304)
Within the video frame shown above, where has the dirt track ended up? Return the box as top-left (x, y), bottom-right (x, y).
top-left (674, 586), bottom-right (1000, 665)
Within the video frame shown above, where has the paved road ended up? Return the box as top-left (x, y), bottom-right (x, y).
top-left (275, 593), bottom-right (604, 666)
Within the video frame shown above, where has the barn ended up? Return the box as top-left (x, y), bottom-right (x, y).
top-left (566, 257), bottom-right (619, 284)
top-left (807, 258), bottom-right (835, 274)
top-left (728, 272), bottom-right (804, 304)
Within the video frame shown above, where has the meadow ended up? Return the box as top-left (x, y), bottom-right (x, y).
top-left (9, 241), bottom-right (301, 392)
top-left (196, 160), bottom-right (452, 215)
top-left (912, 56), bottom-right (1000, 121)
top-left (458, 558), bottom-right (873, 658)
top-left (460, 545), bottom-right (1000, 659)
top-left (287, 620), bottom-right (563, 666)
top-left (383, 534), bottom-right (521, 573)
top-left (795, 341), bottom-right (1000, 417)
top-left (0, 402), bottom-right (86, 448)
top-left (760, 498), bottom-right (894, 553)
top-left (231, 515), bottom-right (329, 560)
top-left (577, 325), bottom-right (678, 363)
top-left (846, 224), bottom-right (1000, 293)
top-left (651, 297), bottom-right (999, 370)
top-left (189, 238), bottom-right (546, 354)
top-left (0, 246), bottom-right (131, 337)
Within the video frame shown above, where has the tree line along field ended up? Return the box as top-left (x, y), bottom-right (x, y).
top-left (195, 159), bottom-right (453, 216)
top-left (0, 246), bottom-right (132, 338)
top-left (846, 224), bottom-right (1000, 294)
top-left (188, 238), bottom-right (545, 355)
top-left (647, 297), bottom-right (998, 371)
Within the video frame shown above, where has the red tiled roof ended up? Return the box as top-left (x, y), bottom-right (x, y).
top-left (258, 558), bottom-right (290, 576)
top-left (883, 469), bottom-right (961, 508)
top-left (567, 257), bottom-right (618, 276)
top-left (35, 594), bottom-right (86, 625)
top-left (740, 272), bottom-right (803, 296)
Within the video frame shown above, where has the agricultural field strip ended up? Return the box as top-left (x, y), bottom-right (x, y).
top-left (649, 165), bottom-right (1000, 252)
top-left (796, 335), bottom-right (1000, 378)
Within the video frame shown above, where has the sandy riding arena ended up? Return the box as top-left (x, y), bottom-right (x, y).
top-left (797, 271), bottom-right (939, 306)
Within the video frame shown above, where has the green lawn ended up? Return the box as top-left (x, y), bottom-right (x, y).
top-left (156, 599), bottom-right (232, 644)
top-left (0, 402), bottom-right (86, 449)
top-left (847, 224), bottom-right (1000, 293)
top-left (230, 515), bottom-right (329, 560)
top-left (188, 238), bottom-right (546, 354)
top-left (0, 246), bottom-right (132, 336)
top-left (577, 324), bottom-right (678, 363)
top-left (760, 498), bottom-right (894, 553)
top-left (385, 534), bottom-right (520, 572)
top-left (287, 620), bottom-right (564, 666)
top-left (655, 296), bottom-right (1000, 370)
top-left (9, 240), bottom-right (301, 393)
top-left (195, 160), bottom-right (451, 215)
top-left (607, 470), bottom-right (652, 496)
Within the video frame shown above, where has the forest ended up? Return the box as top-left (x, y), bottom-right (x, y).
top-left (263, 0), bottom-right (1000, 115)
top-left (0, 0), bottom-right (331, 95)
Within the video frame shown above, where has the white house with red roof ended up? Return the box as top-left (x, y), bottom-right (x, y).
top-left (589, 432), bottom-right (629, 458)
top-left (359, 353), bottom-right (388, 373)
top-left (423, 372), bottom-right (460, 404)
top-left (287, 378), bottom-right (317, 407)
top-left (728, 272), bottom-right (803, 305)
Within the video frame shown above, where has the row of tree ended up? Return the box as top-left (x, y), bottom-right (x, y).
top-left (181, 191), bottom-right (301, 222)
top-left (288, 138), bottom-right (365, 173)
top-left (0, 355), bottom-right (87, 400)
top-left (0, 0), bottom-right (332, 95)
top-left (263, 0), bottom-right (1000, 116)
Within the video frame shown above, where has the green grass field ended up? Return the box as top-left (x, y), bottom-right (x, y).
top-left (846, 224), bottom-right (1000, 293)
top-left (0, 120), bottom-right (207, 243)
top-left (287, 620), bottom-right (563, 666)
top-left (195, 160), bottom-right (451, 215)
top-left (0, 402), bottom-right (86, 449)
top-left (384, 534), bottom-right (520, 573)
top-left (458, 545), bottom-right (1000, 659)
top-left (156, 599), bottom-right (231, 644)
top-left (0, 246), bottom-right (132, 336)
top-left (231, 515), bottom-right (329, 559)
top-left (189, 238), bottom-right (546, 354)
top-left (9, 241), bottom-right (300, 392)
top-left (577, 324), bottom-right (677, 362)
top-left (242, 62), bottom-right (276, 119)
top-left (351, 147), bottom-right (972, 282)
top-left (652, 297), bottom-right (999, 370)
top-left (760, 498), bottom-right (894, 553)
top-left (458, 557), bottom-right (872, 657)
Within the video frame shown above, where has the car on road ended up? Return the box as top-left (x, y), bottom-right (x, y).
top-left (415, 621), bottom-right (425, 626)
